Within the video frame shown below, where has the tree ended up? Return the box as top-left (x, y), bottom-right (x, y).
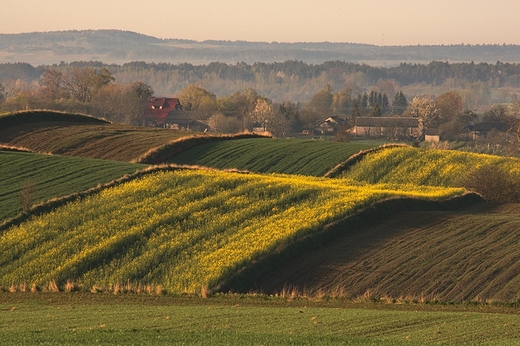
top-left (332, 87), bottom-right (353, 116)
top-left (305, 84), bottom-right (333, 118)
top-left (39, 67), bottom-right (64, 100)
top-left (251, 98), bottom-right (274, 132)
top-left (62, 67), bottom-right (114, 102)
top-left (459, 164), bottom-right (520, 203)
top-left (351, 103), bottom-right (361, 120)
top-left (129, 81), bottom-right (154, 125)
top-left (274, 101), bottom-right (301, 136)
top-left (90, 81), bottom-right (155, 125)
top-left (208, 112), bottom-right (243, 133)
top-left (371, 103), bottom-right (382, 117)
top-left (435, 91), bottom-right (464, 124)
top-left (433, 91), bottom-right (466, 140)
top-left (178, 84), bottom-right (217, 119)
top-left (410, 97), bottom-right (438, 139)
top-left (360, 92), bottom-right (368, 109)
top-left (381, 93), bottom-right (390, 114)
top-left (391, 91), bottom-right (408, 115)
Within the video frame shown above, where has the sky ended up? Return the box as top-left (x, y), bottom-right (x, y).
top-left (1, 0), bottom-right (519, 46)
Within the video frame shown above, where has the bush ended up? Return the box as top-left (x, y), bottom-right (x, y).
top-left (459, 164), bottom-right (520, 203)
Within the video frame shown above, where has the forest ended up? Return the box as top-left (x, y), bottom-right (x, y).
top-left (2, 59), bottom-right (520, 102)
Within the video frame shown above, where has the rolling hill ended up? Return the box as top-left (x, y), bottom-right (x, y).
top-left (166, 138), bottom-right (382, 176)
top-left (246, 202), bottom-right (520, 302)
top-left (0, 150), bottom-right (146, 222)
top-left (2, 114), bottom-right (520, 303)
top-left (0, 110), bottom-right (196, 162)
top-left (0, 168), bottom-right (470, 296)
top-left (341, 146), bottom-right (520, 187)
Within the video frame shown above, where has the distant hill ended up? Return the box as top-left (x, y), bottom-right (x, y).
top-left (1, 30), bottom-right (520, 65)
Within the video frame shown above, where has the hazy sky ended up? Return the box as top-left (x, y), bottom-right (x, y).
top-left (2, 0), bottom-right (519, 45)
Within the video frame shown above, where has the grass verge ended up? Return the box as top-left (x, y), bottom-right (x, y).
top-left (1, 292), bottom-right (519, 345)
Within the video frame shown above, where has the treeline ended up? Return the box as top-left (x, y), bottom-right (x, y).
top-left (1, 60), bottom-right (520, 103)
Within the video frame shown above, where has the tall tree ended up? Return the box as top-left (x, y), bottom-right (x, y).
top-left (410, 97), bottom-right (438, 139)
top-left (39, 67), bottom-right (64, 100)
top-left (332, 87), bottom-right (353, 116)
top-left (371, 103), bottom-right (382, 117)
top-left (62, 67), bottom-right (114, 102)
top-left (392, 91), bottom-right (408, 115)
top-left (305, 84), bottom-right (333, 118)
top-left (178, 84), bottom-right (218, 119)
top-left (435, 91), bottom-right (464, 124)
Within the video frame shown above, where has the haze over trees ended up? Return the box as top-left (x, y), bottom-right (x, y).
top-left (2, 30), bottom-right (520, 66)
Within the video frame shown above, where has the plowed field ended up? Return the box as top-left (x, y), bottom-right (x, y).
top-left (246, 203), bottom-right (520, 302)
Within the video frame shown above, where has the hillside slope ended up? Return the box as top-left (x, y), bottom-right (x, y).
top-left (246, 203), bottom-right (520, 302)
top-left (168, 138), bottom-right (379, 176)
top-left (342, 146), bottom-right (520, 187)
top-left (0, 169), bottom-right (468, 295)
top-left (0, 150), bottom-right (145, 222)
top-left (0, 111), bottom-right (194, 162)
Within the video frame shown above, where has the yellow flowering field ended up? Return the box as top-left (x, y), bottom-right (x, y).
top-left (342, 146), bottom-right (520, 187)
top-left (0, 169), bottom-right (465, 293)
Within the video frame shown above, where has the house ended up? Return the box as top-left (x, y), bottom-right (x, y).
top-left (354, 117), bottom-right (419, 139)
top-left (463, 122), bottom-right (512, 141)
top-left (163, 111), bottom-right (208, 132)
top-left (315, 116), bottom-right (347, 135)
top-left (142, 97), bottom-right (182, 127)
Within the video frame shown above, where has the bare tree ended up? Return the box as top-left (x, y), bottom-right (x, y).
top-left (62, 67), bottom-right (114, 102)
top-left (39, 67), bottom-right (64, 100)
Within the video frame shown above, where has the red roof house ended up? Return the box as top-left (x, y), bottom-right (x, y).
top-left (143, 97), bottom-right (182, 126)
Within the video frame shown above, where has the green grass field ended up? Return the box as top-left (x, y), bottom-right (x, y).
top-left (1, 293), bottom-right (518, 345)
top-left (0, 150), bottom-right (146, 222)
top-left (168, 138), bottom-right (379, 176)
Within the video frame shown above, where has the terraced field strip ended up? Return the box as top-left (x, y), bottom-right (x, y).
top-left (0, 169), bottom-right (465, 293)
top-left (1, 294), bottom-right (518, 345)
top-left (169, 138), bottom-right (378, 176)
top-left (342, 146), bottom-right (520, 186)
top-left (0, 151), bottom-right (146, 221)
top-left (249, 203), bottom-right (520, 302)
top-left (0, 122), bottom-right (193, 161)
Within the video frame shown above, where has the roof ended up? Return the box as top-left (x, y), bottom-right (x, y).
top-left (355, 116), bottom-right (418, 127)
top-left (143, 97), bottom-right (181, 125)
top-left (465, 122), bottom-right (511, 133)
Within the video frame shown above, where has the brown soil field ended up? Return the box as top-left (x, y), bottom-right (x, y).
top-left (0, 122), bottom-right (193, 161)
top-left (246, 203), bottom-right (520, 302)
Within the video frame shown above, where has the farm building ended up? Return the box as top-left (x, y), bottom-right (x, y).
top-left (142, 97), bottom-right (182, 127)
top-left (163, 111), bottom-right (208, 131)
top-left (315, 116), bottom-right (347, 135)
top-left (354, 117), bottom-right (419, 139)
top-left (424, 128), bottom-right (441, 142)
top-left (463, 122), bottom-right (512, 141)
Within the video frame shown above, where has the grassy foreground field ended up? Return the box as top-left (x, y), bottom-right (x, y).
top-left (1, 293), bottom-right (519, 345)
top-left (0, 169), bottom-right (467, 294)
top-left (168, 138), bottom-right (380, 176)
top-left (0, 150), bottom-right (146, 222)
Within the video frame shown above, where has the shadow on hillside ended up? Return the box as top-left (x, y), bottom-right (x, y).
top-left (225, 200), bottom-right (493, 296)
